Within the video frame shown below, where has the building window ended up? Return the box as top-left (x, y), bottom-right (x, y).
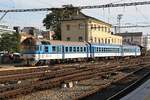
top-left (105, 27), bottom-right (107, 32)
top-left (98, 38), bottom-right (100, 43)
top-left (95, 37), bottom-right (97, 43)
top-left (94, 24), bottom-right (97, 30)
top-left (102, 39), bottom-right (104, 43)
top-left (66, 37), bottom-right (70, 41)
top-left (91, 38), bottom-right (93, 42)
top-left (79, 23), bottom-right (85, 29)
top-left (66, 25), bottom-right (70, 31)
top-left (108, 28), bottom-right (111, 33)
top-left (98, 25), bottom-right (100, 31)
top-left (102, 26), bottom-right (104, 31)
top-left (108, 39), bottom-right (110, 44)
top-left (91, 24), bottom-right (93, 29)
top-left (105, 38), bottom-right (107, 44)
top-left (78, 36), bottom-right (83, 42)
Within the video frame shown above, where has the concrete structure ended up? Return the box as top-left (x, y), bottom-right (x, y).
top-left (41, 31), bottom-right (55, 40)
top-left (116, 32), bottom-right (143, 46)
top-left (143, 35), bottom-right (150, 51)
top-left (121, 79), bottom-right (150, 100)
top-left (22, 27), bottom-right (41, 36)
top-left (21, 27), bottom-right (44, 42)
top-left (0, 25), bottom-right (15, 37)
top-left (61, 13), bottom-right (122, 45)
top-left (21, 27), bottom-right (55, 42)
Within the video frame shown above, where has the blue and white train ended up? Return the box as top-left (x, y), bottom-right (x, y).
top-left (21, 37), bottom-right (141, 65)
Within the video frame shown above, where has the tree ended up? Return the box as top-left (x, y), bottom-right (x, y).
top-left (0, 32), bottom-right (20, 53)
top-left (43, 11), bottom-right (62, 40)
top-left (43, 5), bottom-right (81, 40)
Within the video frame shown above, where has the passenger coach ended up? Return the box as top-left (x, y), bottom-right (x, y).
top-left (21, 37), bottom-right (141, 65)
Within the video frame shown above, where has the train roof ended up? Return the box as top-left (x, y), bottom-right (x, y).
top-left (21, 37), bottom-right (88, 46)
top-left (91, 43), bottom-right (121, 47)
top-left (40, 39), bottom-right (88, 46)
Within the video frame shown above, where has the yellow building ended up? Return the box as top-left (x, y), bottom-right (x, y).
top-left (61, 13), bottom-right (122, 45)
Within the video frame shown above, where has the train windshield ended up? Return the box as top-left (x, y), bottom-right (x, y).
top-left (21, 45), bottom-right (39, 53)
top-left (21, 38), bottom-right (40, 53)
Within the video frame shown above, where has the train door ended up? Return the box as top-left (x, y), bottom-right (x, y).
top-left (37, 45), bottom-right (42, 60)
top-left (62, 46), bottom-right (65, 59)
top-left (121, 45), bottom-right (124, 56)
top-left (135, 47), bottom-right (140, 56)
top-left (90, 46), bottom-right (94, 58)
top-left (86, 44), bottom-right (90, 58)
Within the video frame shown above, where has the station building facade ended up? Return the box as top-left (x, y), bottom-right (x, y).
top-left (61, 13), bottom-right (122, 45)
top-left (116, 32), bottom-right (143, 46)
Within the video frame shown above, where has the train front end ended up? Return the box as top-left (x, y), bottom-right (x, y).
top-left (20, 37), bottom-right (40, 65)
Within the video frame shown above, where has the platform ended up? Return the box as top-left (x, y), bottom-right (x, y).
top-left (121, 79), bottom-right (150, 100)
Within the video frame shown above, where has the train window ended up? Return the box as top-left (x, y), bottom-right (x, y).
top-left (84, 47), bottom-right (86, 52)
top-left (36, 46), bottom-right (39, 50)
top-left (107, 48), bottom-right (109, 52)
top-left (103, 48), bottom-right (105, 52)
top-left (52, 46), bottom-right (56, 52)
top-left (65, 47), bottom-right (69, 52)
top-left (69, 47), bottom-right (72, 52)
top-left (77, 47), bottom-right (80, 52)
top-left (81, 47), bottom-right (83, 52)
top-left (40, 46), bottom-right (42, 51)
top-left (101, 48), bottom-right (103, 52)
top-left (102, 48), bottom-right (104, 52)
top-left (99, 48), bottom-right (101, 52)
top-left (45, 46), bottom-right (49, 53)
top-left (96, 47), bottom-right (99, 52)
top-left (73, 47), bottom-right (76, 52)
top-left (57, 46), bottom-right (61, 53)
top-left (106, 48), bottom-right (108, 52)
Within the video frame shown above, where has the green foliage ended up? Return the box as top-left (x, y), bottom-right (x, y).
top-left (43, 12), bottom-right (61, 40)
top-left (0, 32), bottom-right (20, 53)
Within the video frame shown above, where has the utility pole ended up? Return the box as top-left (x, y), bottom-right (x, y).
top-left (117, 14), bottom-right (123, 34)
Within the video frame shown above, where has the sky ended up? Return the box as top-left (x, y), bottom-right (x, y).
top-left (0, 0), bottom-right (150, 34)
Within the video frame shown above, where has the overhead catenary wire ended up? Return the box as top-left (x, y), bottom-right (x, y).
top-left (0, 1), bottom-right (150, 12)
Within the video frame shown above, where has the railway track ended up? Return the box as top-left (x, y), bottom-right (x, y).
top-left (80, 64), bottom-right (150, 100)
top-left (0, 56), bottom-right (147, 99)
top-left (107, 67), bottom-right (150, 100)
top-left (0, 64), bottom-right (123, 99)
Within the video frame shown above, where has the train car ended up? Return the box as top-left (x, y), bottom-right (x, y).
top-left (122, 45), bottom-right (141, 56)
top-left (91, 44), bottom-right (121, 58)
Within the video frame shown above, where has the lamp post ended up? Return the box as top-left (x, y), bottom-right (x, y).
top-left (117, 14), bottom-right (123, 34)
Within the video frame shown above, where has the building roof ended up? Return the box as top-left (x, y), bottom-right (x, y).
top-left (61, 12), bottom-right (112, 26)
top-left (81, 13), bottom-right (112, 26)
top-left (115, 32), bottom-right (143, 37)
